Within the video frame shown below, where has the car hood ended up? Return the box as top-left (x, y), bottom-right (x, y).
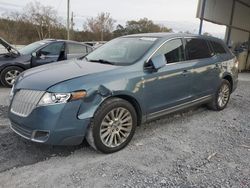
top-left (15, 60), bottom-right (120, 90)
top-left (0, 37), bottom-right (20, 55)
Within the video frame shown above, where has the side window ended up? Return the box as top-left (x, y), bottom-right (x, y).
top-left (40, 42), bottom-right (64, 56)
top-left (68, 43), bottom-right (87, 54)
top-left (87, 46), bottom-right (93, 53)
top-left (185, 38), bottom-right (212, 60)
top-left (210, 41), bottom-right (227, 55)
top-left (154, 39), bottom-right (185, 64)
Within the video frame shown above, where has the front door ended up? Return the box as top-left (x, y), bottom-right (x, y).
top-left (31, 42), bottom-right (64, 67)
top-left (143, 38), bottom-right (195, 116)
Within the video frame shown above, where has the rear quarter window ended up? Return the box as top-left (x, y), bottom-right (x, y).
top-left (68, 43), bottom-right (87, 54)
top-left (210, 41), bottom-right (227, 55)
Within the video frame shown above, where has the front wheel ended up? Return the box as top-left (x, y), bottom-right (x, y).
top-left (208, 79), bottom-right (231, 111)
top-left (86, 98), bottom-right (137, 153)
top-left (0, 66), bottom-right (23, 87)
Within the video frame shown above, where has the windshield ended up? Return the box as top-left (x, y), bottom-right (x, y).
top-left (0, 45), bottom-right (9, 54)
top-left (86, 37), bottom-right (157, 65)
top-left (19, 41), bottom-right (48, 55)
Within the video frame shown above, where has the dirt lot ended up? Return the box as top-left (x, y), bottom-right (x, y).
top-left (0, 74), bottom-right (249, 187)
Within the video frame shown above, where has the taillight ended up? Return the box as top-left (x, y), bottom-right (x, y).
top-left (234, 60), bottom-right (239, 69)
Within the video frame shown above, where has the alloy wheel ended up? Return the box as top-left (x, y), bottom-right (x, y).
top-left (100, 107), bottom-right (133, 148)
top-left (218, 83), bottom-right (230, 108)
top-left (5, 70), bottom-right (20, 86)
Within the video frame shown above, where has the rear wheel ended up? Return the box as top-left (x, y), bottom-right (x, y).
top-left (86, 98), bottom-right (137, 153)
top-left (208, 79), bottom-right (231, 111)
top-left (0, 66), bottom-right (23, 87)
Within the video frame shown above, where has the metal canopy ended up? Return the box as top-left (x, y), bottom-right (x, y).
top-left (197, 0), bottom-right (250, 35)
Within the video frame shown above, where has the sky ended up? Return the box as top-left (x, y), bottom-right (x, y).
top-left (0, 0), bottom-right (226, 38)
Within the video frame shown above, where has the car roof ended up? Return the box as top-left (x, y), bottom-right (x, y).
top-left (40, 39), bottom-right (93, 48)
top-left (122, 32), bottom-right (223, 42)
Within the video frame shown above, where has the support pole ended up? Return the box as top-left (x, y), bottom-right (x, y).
top-left (226, 0), bottom-right (236, 45)
top-left (245, 32), bottom-right (250, 71)
top-left (199, 0), bottom-right (206, 35)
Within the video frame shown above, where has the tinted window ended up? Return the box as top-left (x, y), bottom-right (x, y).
top-left (210, 41), bottom-right (227, 54)
top-left (185, 38), bottom-right (211, 60)
top-left (40, 42), bottom-right (64, 56)
top-left (154, 39), bottom-right (185, 64)
top-left (68, 43), bottom-right (87, 54)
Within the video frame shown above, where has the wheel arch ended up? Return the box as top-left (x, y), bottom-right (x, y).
top-left (0, 64), bottom-right (26, 74)
top-left (112, 94), bottom-right (143, 126)
top-left (222, 74), bottom-right (233, 93)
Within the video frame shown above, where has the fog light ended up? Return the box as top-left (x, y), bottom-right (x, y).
top-left (32, 130), bottom-right (49, 142)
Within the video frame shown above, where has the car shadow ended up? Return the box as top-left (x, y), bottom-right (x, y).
top-left (0, 105), bottom-right (89, 173)
top-left (0, 128), bottom-right (88, 173)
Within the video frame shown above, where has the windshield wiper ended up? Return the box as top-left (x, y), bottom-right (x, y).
top-left (88, 59), bottom-right (115, 65)
top-left (78, 54), bottom-right (88, 60)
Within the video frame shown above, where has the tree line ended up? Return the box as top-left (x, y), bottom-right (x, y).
top-left (0, 1), bottom-right (172, 45)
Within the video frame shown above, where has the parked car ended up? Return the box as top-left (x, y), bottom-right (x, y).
top-left (9, 33), bottom-right (238, 153)
top-left (0, 38), bottom-right (93, 87)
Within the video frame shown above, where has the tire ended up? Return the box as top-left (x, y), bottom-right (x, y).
top-left (86, 97), bottom-right (137, 153)
top-left (208, 79), bottom-right (231, 111)
top-left (0, 66), bottom-right (23, 87)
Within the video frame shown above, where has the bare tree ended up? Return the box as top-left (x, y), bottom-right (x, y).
top-left (23, 1), bottom-right (59, 39)
top-left (1, 11), bottom-right (27, 44)
top-left (83, 12), bottom-right (116, 40)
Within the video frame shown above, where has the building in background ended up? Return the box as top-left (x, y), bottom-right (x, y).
top-left (197, 0), bottom-right (250, 72)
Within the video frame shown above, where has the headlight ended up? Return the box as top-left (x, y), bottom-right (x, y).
top-left (38, 91), bottom-right (87, 106)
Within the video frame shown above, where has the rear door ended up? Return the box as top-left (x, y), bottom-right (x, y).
top-left (143, 38), bottom-right (195, 115)
top-left (185, 38), bottom-right (220, 98)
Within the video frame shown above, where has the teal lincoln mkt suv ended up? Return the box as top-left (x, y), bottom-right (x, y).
top-left (9, 33), bottom-right (238, 153)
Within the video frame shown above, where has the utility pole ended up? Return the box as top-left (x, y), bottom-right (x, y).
top-left (71, 12), bottom-right (74, 39)
top-left (71, 12), bottom-right (74, 30)
top-left (67, 0), bottom-right (70, 40)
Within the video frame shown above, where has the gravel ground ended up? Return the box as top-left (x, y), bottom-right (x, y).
top-left (0, 75), bottom-right (249, 187)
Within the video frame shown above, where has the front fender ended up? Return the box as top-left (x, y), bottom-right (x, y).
top-left (77, 85), bottom-right (144, 121)
top-left (77, 88), bottom-right (106, 120)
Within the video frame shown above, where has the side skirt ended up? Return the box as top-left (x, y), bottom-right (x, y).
top-left (146, 95), bottom-right (213, 122)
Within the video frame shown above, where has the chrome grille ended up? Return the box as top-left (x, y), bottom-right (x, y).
top-left (11, 90), bottom-right (44, 117)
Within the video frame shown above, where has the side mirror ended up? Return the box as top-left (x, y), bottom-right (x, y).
top-left (149, 54), bottom-right (166, 70)
top-left (31, 52), bottom-right (37, 57)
